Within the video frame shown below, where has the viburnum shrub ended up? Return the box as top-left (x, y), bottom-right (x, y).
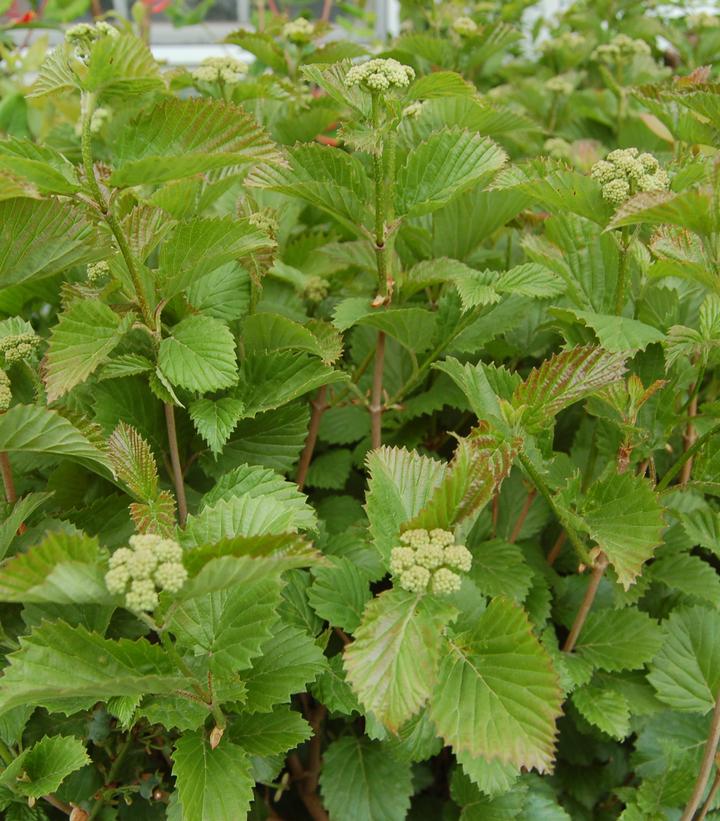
top-left (0, 1), bottom-right (719, 819)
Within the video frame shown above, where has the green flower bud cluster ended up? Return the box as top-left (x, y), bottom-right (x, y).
top-left (105, 534), bottom-right (187, 612)
top-left (545, 74), bottom-right (575, 95)
top-left (0, 332), bottom-right (39, 364)
top-left (191, 56), bottom-right (248, 86)
top-left (282, 17), bottom-right (315, 44)
top-left (390, 528), bottom-right (472, 596)
top-left (0, 371), bottom-right (11, 413)
top-left (688, 12), bottom-right (719, 30)
top-left (592, 34), bottom-right (651, 64)
top-left (345, 58), bottom-right (415, 93)
top-left (248, 211), bottom-right (278, 235)
top-left (452, 16), bottom-right (479, 37)
top-left (303, 276), bottom-right (329, 303)
top-left (539, 31), bottom-right (586, 54)
top-left (74, 107), bottom-right (112, 137)
top-left (87, 260), bottom-right (110, 285)
top-left (66, 21), bottom-right (119, 63)
top-left (591, 148), bottom-right (669, 206)
top-left (402, 101), bottom-right (424, 119)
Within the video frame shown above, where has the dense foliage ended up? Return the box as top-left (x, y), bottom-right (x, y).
top-left (1, 1), bottom-right (720, 819)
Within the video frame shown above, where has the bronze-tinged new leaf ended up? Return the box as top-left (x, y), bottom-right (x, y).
top-left (407, 425), bottom-right (520, 530)
top-left (130, 491), bottom-right (177, 538)
top-left (107, 422), bottom-right (159, 502)
top-left (513, 345), bottom-right (626, 431)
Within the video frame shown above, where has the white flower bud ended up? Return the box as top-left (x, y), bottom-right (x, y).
top-left (0, 371), bottom-right (10, 413)
top-left (431, 567), bottom-right (462, 596)
top-left (154, 561), bottom-right (188, 593)
top-left (452, 16), bottom-right (478, 37)
top-left (399, 565), bottom-right (431, 593)
top-left (125, 578), bottom-right (159, 612)
top-left (282, 18), bottom-right (315, 44)
top-left (345, 58), bottom-right (415, 93)
top-left (414, 543), bottom-right (445, 570)
top-left (443, 544), bottom-right (472, 573)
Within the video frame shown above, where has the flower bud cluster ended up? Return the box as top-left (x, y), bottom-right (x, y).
top-left (191, 56), bottom-right (248, 86)
top-left (592, 34), bottom-right (650, 64)
top-left (345, 58), bottom-right (415, 93)
top-left (688, 12), bottom-right (719, 30)
top-left (545, 74), bottom-right (575, 95)
top-left (303, 276), bottom-right (329, 303)
top-left (105, 534), bottom-right (187, 612)
top-left (248, 211), bottom-right (278, 235)
top-left (452, 16), bottom-right (478, 37)
top-left (539, 31), bottom-right (586, 54)
top-left (87, 260), bottom-right (110, 285)
top-left (591, 148), bottom-right (669, 206)
top-left (0, 332), bottom-right (39, 364)
top-left (282, 17), bottom-right (315, 43)
top-left (0, 371), bottom-right (11, 412)
top-left (390, 528), bottom-right (472, 596)
top-left (402, 101), bottom-right (424, 119)
top-left (66, 21), bottom-right (119, 63)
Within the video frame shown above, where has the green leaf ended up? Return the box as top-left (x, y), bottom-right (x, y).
top-left (0, 735), bottom-right (89, 798)
top-left (456, 750), bottom-right (519, 798)
top-left (235, 351), bottom-right (346, 417)
top-left (0, 531), bottom-right (110, 604)
top-left (172, 732), bottom-right (254, 821)
top-left (516, 166), bottom-right (612, 226)
top-left (0, 622), bottom-right (185, 716)
top-left (248, 143), bottom-right (372, 235)
top-left (408, 431), bottom-right (519, 530)
top-left (111, 97), bottom-right (279, 186)
top-left (551, 308), bottom-right (665, 353)
top-left (429, 598), bottom-right (562, 772)
top-left (513, 346), bottom-right (627, 432)
top-left (308, 558), bottom-right (372, 634)
top-left (202, 463), bottom-right (315, 531)
top-left (305, 448), bottom-right (354, 491)
top-left (45, 300), bottom-right (134, 401)
top-left (572, 685), bottom-right (631, 739)
top-left (311, 654), bottom-right (360, 716)
top-left (244, 313), bottom-right (342, 364)
top-left (574, 608), bottom-right (663, 672)
top-left (107, 422), bottom-right (159, 501)
top-left (0, 405), bottom-right (111, 474)
top-left (450, 768), bottom-right (527, 820)
top-left (0, 199), bottom-right (105, 289)
top-left (650, 553), bottom-right (720, 604)
top-left (572, 470), bottom-right (664, 589)
top-left (189, 397), bottom-right (244, 456)
top-left (158, 217), bottom-right (271, 300)
top-left (230, 705), bottom-right (312, 756)
top-left (345, 589), bottom-right (456, 731)
top-left (333, 300), bottom-right (437, 352)
top-left (159, 316), bottom-right (237, 393)
top-left (0, 138), bottom-right (79, 195)
top-left (608, 189), bottom-right (714, 237)
top-left (203, 404), bottom-right (309, 475)
top-left (320, 736), bottom-right (413, 821)
top-left (31, 35), bottom-right (162, 100)
top-left (469, 540), bottom-right (533, 602)
top-left (243, 623), bottom-right (327, 713)
top-left (396, 128), bottom-right (506, 217)
top-left (167, 575), bottom-right (282, 677)
top-left (182, 495), bottom-right (298, 548)
top-left (365, 447), bottom-right (445, 561)
top-left (648, 605), bottom-right (720, 713)
top-left (0, 492), bottom-right (53, 560)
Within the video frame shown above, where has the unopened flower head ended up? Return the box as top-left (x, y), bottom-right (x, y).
top-left (66, 21), bottom-right (119, 63)
top-left (545, 75), bottom-right (575, 95)
top-left (591, 147), bottom-right (668, 206)
top-left (539, 31), bottom-right (586, 54)
top-left (0, 370), bottom-right (10, 412)
top-left (87, 260), bottom-right (110, 285)
top-left (345, 58), bottom-right (415, 93)
top-left (105, 534), bottom-right (187, 612)
top-left (282, 17), bottom-right (315, 43)
top-left (593, 34), bottom-right (651, 64)
top-left (452, 16), bottom-right (478, 37)
top-left (0, 332), bottom-right (40, 364)
top-left (303, 276), bottom-right (329, 303)
top-left (391, 528), bottom-right (471, 596)
top-left (247, 211), bottom-right (278, 235)
top-left (402, 101), bottom-right (424, 119)
top-left (191, 56), bottom-right (248, 86)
